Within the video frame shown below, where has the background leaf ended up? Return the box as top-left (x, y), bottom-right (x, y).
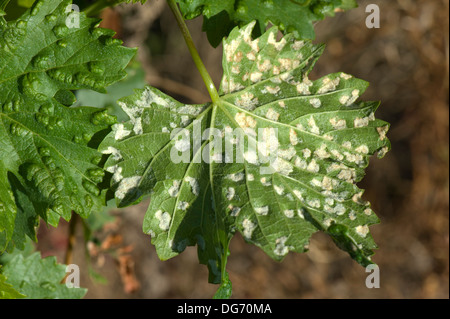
top-left (1, 251), bottom-right (87, 298)
top-left (177, 0), bottom-right (358, 47)
top-left (0, 0), bottom-right (135, 252)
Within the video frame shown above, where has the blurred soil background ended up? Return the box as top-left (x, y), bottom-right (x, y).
top-left (36, 0), bottom-right (449, 298)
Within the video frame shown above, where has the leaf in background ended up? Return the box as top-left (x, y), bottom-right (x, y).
top-left (0, 271), bottom-right (25, 299)
top-left (177, 0), bottom-right (358, 47)
top-left (0, 235), bottom-right (35, 265)
top-left (0, 0), bottom-right (135, 252)
top-left (75, 59), bottom-right (147, 122)
top-left (100, 21), bottom-right (390, 293)
top-left (79, 0), bottom-right (148, 16)
top-left (1, 252), bottom-right (87, 298)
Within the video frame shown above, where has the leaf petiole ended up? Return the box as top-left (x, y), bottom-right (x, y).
top-left (166, 0), bottom-right (220, 104)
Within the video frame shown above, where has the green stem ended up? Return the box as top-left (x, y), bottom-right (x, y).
top-left (0, 0), bottom-right (10, 11)
top-left (166, 0), bottom-right (220, 104)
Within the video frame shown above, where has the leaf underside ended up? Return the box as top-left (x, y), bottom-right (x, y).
top-left (0, 0), bottom-right (135, 252)
top-left (100, 21), bottom-right (390, 289)
top-left (177, 0), bottom-right (357, 47)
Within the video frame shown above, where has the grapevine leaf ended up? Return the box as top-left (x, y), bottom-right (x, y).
top-left (177, 0), bottom-right (358, 47)
top-left (11, 0), bottom-right (149, 11)
top-left (1, 252), bottom-right (87, 298)
top-left (100, 21), bottom-right (390, 290)
top-left (0, 0), bottom-right (135, 251)
top-left (75, 59), bottom-right (147, 122)
top-left (0, 271), bottom-right (26, 299)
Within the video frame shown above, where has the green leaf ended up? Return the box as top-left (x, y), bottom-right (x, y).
top-left (0, 0), bottom-right (135, 251)
top-left (0, 235), bottom-right (35, 265)
top-left (1, 252), bottom-right (87, 298)
top-left (18, 0), bottom-right (35, 8)
top-left (75, 59), bottom-right (147, 122)
top-left (177, 0), bottom-right (358, 47)
top-left (100, 87), bottom-right (228, 283)
top-left (100, 21), bottom-right (390, 290)
top-left (0, 271), bottom-right (26, 299)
